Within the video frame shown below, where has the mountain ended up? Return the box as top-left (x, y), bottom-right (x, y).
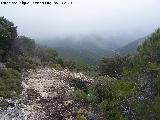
top-left (117, 38), bottom-right (145, 55)
top-left (37, 36), bottom-right (121, 64)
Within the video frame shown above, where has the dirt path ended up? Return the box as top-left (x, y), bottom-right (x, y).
top-left (0, 67), bottom-right (93, 120)
top-left (20, 67), bottom-right (93, 120)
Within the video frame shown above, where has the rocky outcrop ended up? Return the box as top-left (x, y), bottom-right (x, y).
top-left (0, 67), bottom-right (93, 120)
top-left (0, 62), bottom-right (5, 69)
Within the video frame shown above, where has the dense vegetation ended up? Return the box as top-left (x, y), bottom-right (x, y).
top-left (73, 28), bottom-right (160, 120)
top-left (1, 17), bottom-right (160, 119)
top-left (0, 17), bottom-right (65, 98)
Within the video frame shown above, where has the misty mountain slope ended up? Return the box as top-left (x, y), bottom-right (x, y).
top-left (38, 36), bottom-right (121, 64)
top-left (117, 38), bottom-right (145, 55)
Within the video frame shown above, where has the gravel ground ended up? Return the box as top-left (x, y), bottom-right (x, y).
top-left (0, 67), bottom-right (93, 120)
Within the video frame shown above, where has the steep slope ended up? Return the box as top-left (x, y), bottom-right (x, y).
top-left (117, 38), bottom-right (145, 55)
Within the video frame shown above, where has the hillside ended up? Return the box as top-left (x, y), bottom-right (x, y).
top-left (38, 36), bottom-right (121, 64)
top-left (117, 38), bottom-right (145, 55)
top-left (0, 17), bottom-right (95, 120)
top-left (1, 17), bottom-right (160, 120)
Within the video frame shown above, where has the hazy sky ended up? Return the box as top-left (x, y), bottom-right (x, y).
top-left (1, 0), bottom-right (160, 42)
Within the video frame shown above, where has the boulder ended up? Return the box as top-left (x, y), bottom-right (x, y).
top-left (0, 62), bottom-right (5, 69)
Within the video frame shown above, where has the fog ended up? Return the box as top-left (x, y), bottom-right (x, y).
top-left (1, 0), bottom-right (160, 43)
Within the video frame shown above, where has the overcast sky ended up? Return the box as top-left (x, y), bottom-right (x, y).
top-left (1, 0), bottom-right (160, 42)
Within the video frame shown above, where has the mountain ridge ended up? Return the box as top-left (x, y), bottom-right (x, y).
top-left (37, 36), bottom-right (123, 64)
top-left (116, 37), bottom-right (145, 55)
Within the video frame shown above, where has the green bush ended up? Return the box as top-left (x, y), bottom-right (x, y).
top-left (6, 55), bottom-right (41, 71)
top-left (76, 108), bottom-right (88, 120)
top-left (89, 76), bottom-right (113, 103)
top-left (73, 89), bottom-right (88, 102)
top-left (0, 68), bottom-right (21, 98)
top-left (99, 54), bottom-right (131, 78)
top-left (0, 17), bottom-right (17, 61)
top-left (138, 28), bottom-right (160, 64)
top-left (77, 115), bottom-right (87, 120)
top-left (49, 63), bottom-right (62, 70)
top-left (112, 80), bottom-right (137, 98)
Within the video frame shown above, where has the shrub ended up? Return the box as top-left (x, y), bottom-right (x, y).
top-left (76, 108), bottom-right (88, 120)
top-left (73, 89), bottom-right (88, 102)
top-left (77, 114), bottom-right (87, 120)
top-left (89, 76), bottom-right (113, 103)
top-left (112, 80), bottom-right (137, 98)
top-left (6, 55), bottom-right (41, 71)
top-left (0, 68), bottom-right (21, 98)
top-left (49, 63), bottom-right (62, 70)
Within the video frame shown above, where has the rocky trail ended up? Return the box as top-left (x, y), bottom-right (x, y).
top-left (0, 67), bottom-right (93, 120)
